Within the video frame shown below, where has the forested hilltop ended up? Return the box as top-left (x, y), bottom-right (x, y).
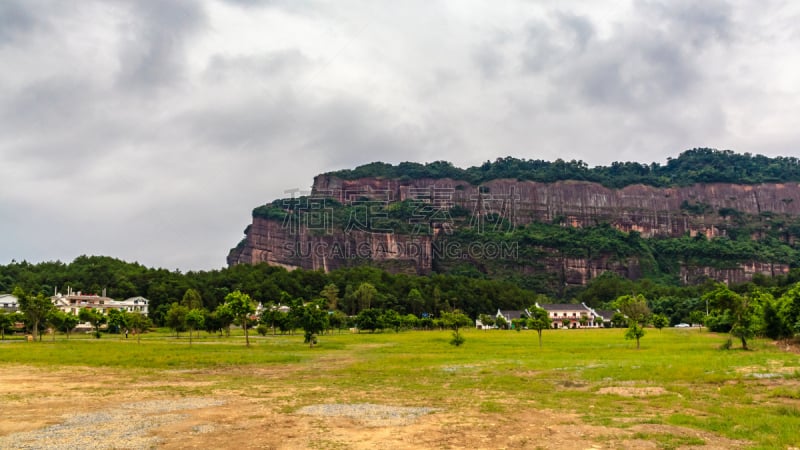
top-left (327, 148), bottom-right (800, 188)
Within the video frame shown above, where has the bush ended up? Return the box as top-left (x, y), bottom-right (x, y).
top-left (450, 332), bottom-right (466, 347)
top-left (256, 324), bottom-right (269, 336)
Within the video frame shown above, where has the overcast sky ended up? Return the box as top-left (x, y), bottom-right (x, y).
top-left (2, 0), bottom-right (800, 271)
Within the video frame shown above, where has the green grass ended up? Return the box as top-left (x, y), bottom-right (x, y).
top-left (2, 327), bottom-right (799, 448)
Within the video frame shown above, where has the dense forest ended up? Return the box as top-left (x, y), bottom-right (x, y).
top-left (327, 148), bottom-right (800, 188)
top-left (4, 255), bottom-right (800, 336)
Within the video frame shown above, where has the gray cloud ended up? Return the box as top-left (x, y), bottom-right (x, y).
top-left (0, 1), bottom-right (33, 44)
top-left (115, 0), bottom-right (207, 91)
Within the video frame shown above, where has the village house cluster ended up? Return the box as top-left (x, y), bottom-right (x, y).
top-left (0, 289), bottom-right (149, 317)
top-left (50, 287), bottom-right (149, 316)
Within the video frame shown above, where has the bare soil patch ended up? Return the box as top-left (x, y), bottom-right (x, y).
top-left (0, 365), bottom-right (749, 449)
top-left (596, 386), bottom-right (669, 397)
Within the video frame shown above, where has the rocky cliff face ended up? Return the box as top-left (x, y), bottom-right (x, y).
top-left (229, 175), bottom-right (799, 283)
top-left (311, 175), bottom-right (800, 238)
top-left (228, 217), bottom-right (433, 274)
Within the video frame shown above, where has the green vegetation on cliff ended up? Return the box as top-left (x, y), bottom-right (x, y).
top-left (328, 148), bottom-right (800, 188)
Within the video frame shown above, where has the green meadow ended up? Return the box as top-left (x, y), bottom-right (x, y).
top-left (2, 328), bottom-right (799, 449)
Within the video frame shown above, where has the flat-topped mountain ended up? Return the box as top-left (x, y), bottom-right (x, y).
top-left (229, 149), bottom-right (800, 291)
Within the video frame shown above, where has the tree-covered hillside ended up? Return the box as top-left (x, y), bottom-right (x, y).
top-left (328, 148), bottom-right (800, 188)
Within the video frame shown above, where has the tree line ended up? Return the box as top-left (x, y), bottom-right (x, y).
top-left (5, 258), bottom-right (800, 351)
top-left (327, 148), bottom-right (800, 189)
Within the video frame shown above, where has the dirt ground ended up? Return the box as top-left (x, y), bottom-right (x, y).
top-left (0, 365), bottom-right (748, 449)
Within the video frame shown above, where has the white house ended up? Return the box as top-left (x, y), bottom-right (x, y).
top-left (0, 294), bottom-right (18, 313)
top-left (51, 288), bottom-right (149, 316)
top-left (536, 302), bottom-right (604, 328)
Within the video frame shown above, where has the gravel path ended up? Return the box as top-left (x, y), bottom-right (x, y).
top-left (0, 398), bottom-right (224, 450)
top-left (296, 403), bottom-right (437, 427)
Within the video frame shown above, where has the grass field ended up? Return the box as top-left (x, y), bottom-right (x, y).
top-left (1, 328), bottom-right (799, 449)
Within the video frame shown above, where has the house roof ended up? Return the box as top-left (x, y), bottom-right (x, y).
top-left (538, 303), bottom-right (589, 312)
top-left (497, 309), bottom-right (528, 320)
top-left (595, 310), bottom-right (618, 320)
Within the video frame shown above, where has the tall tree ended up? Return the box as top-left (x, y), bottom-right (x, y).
top-left (354, 282), bottom-right (377, 311)
top-left (320, 284), bottom-right (339, 310)
top-left (14, 287), bottom-right (54, 342)
top-left (407, 288), bottom-right (425, 316)
top-left (181, 289), bottom-right (203, 310)
top-left (225, 290), bottom-right (256, 347)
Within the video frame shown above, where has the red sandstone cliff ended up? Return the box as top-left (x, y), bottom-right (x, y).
top-left (311, 175), bottom-right (800, 238)
top-left (229, 175), bottom-right (798, 283)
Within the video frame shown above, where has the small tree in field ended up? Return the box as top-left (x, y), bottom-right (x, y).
top-left (704, 284), bottom-right (759, 350)
top-left (165, 303), bottom-right (188, 338)
top-left (478, 314), bottom-right (495, 330)
top-left (611, 312), bottom-right (627, 328)
top-left (107, 309), bottom-right (127, 334)
top-left (614, 294), bottom-right (651, 349)
top-left (527, 306), bottom-right (551, 348)
top-left (79, 308), bottom-right (106, 338)
top-left (625, 322), bottom-right (646, 349)
top-left (356, 308), bottom-right (381, 333)
top-left (689, 310), bottom-right (706, 328)
top-left (652, 314), bottom-right (669, 331)
top-left (61, 314), bottom-right (80, 338)
top-left (185, 309), bottom-right (205, 346)
top-left (495, 316), bottom-right (508, 330)
top-left (297, 300), bottom-right (328, 347)
top-left (441, 310), bottom-right (471, 347)
top-left (225, 291), bottom-right (256, 347)
top-left (125, 312), bottom-right (151, 344)
top-left (213, 303), bottom-right (235, 337)
top-left (47, 310), bottom-right (79, 341)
